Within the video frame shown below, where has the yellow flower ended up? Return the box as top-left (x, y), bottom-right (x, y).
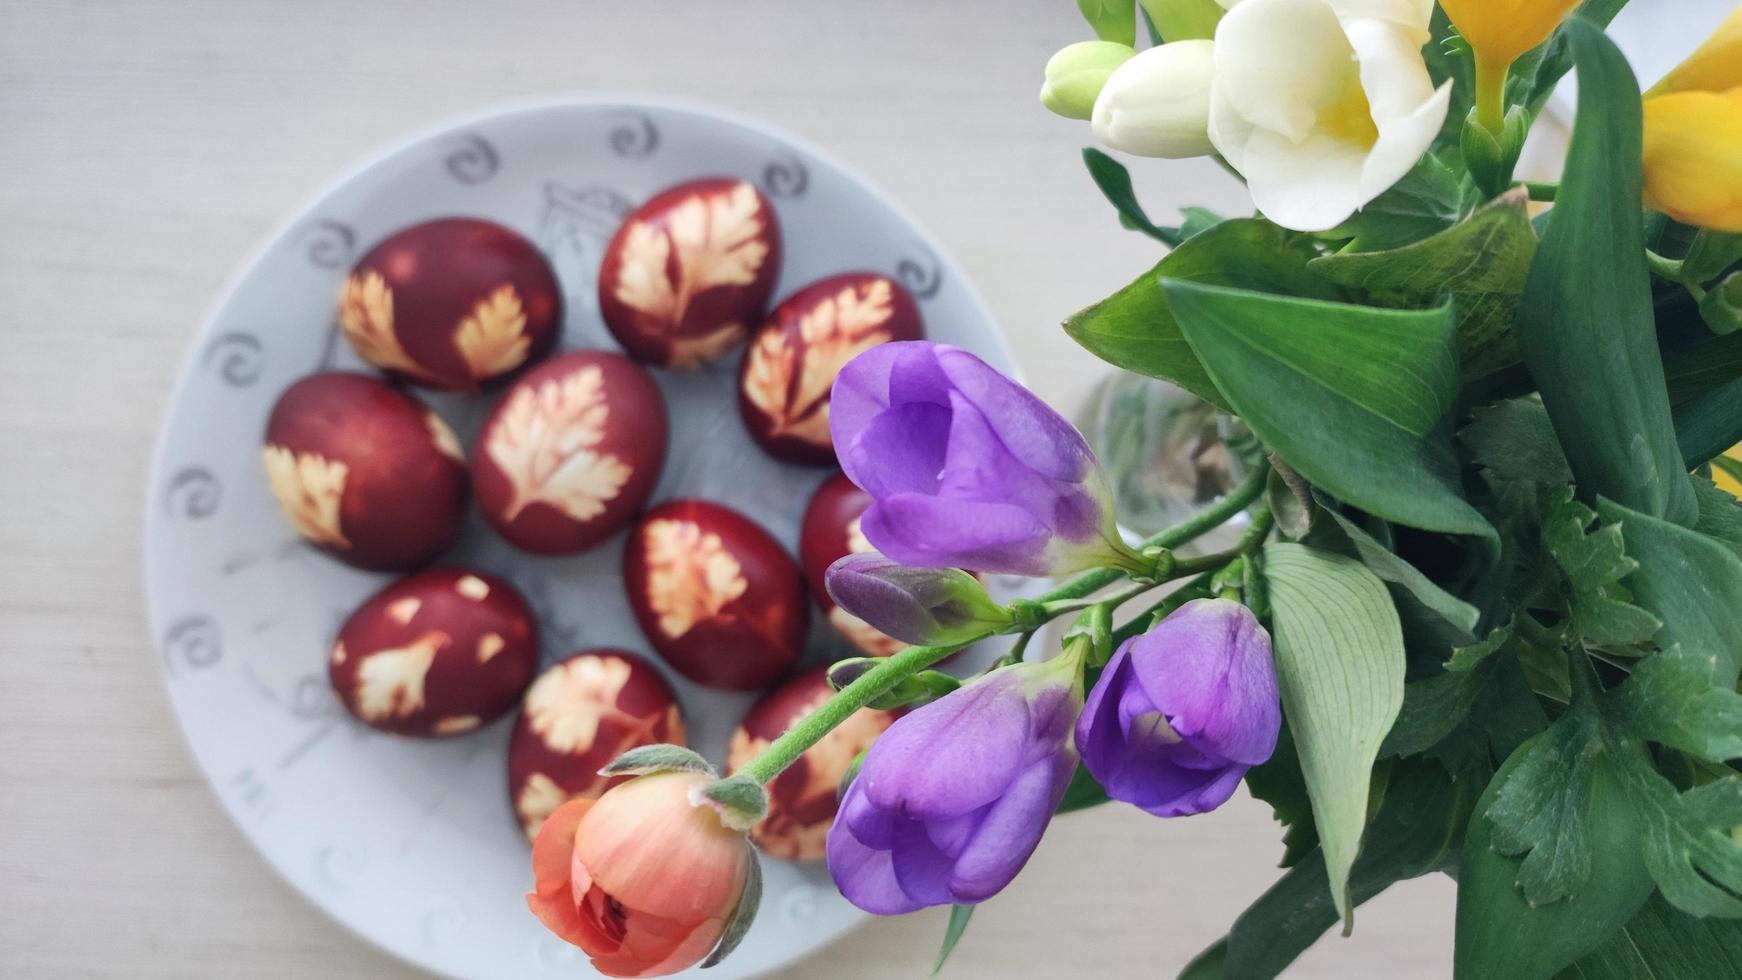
top-left (1440, 0), bottom-right (1581, 69)
top-left (1642, 88), bottom-right (1742, 233)
top-left (1647, 4), bottom-right (1742, 97)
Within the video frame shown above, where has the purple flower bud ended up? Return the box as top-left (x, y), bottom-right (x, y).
top-left (825, 553), bottom-right (1010, 647)
top-left (1076, 598), bottom-right (1280, 817)
top-left (830, 341), bottom-right (1132, 577)
top-left (825, 654), bottom-right (1082, 913)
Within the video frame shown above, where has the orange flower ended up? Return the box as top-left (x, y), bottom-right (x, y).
top-left (527, 772), bottom-right (753, 978)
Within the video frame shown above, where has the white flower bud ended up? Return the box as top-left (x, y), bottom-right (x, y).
top-left (1090, 41), bottom-right (1218, 159)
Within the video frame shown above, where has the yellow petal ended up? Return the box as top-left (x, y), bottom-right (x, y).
top-left (1648, 4), bottom-right (1742, 97)
top-left (1642, 89), bottom-right (1742, 233)
top-left (1439, 0), bottom-right (1580, 68)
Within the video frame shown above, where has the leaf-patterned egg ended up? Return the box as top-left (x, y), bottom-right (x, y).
top-left (622, 499), bottom-right (809, 691)
top-left (263, 372), bottom-right (468, 571)
top-left (339, 218), bottom-right (561, 390)
top-left (598, 178), bottom-right (782, 368)
top-left (506, 648), bottom-right (686, 842)
top-left (472, 351), bottom-right (668, 555)
top-left (738, 273), bottom-right (924, 464)
top-left (799, 472), bottom-right (907, 656)
top-left (328, 568), bottom-right (539, 737)
top-left (726, 666), bottom-right (898, 860)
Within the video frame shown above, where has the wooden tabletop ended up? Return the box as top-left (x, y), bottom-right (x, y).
top-left (0, 0), bottom-right (1451, 975)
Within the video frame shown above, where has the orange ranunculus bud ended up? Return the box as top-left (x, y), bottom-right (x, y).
top-left (527, 772), bottom-right (753, 978)
top-left (1642, 88), bottom-right (1742, 233)
top-left (1647, 4), bottom-right (1742, 98)
top-left (1439, 0), bottom-right (1581, 69)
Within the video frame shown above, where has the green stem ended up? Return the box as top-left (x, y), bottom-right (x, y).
top-left (1646, 249), bottom-right (1709, 302)
top-left (738, 461), bottom-right (1273, 786)
top-left (1524, 181), bottom-right (1558, 203)
top-left (1475, 54), bottom-right (1509, 135)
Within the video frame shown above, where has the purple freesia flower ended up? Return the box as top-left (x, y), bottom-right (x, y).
top-left (824, 553), bottom-right (1010, 646)
top-left (1077, 598), bottom-right (1280, 817)
top-left (826, 654), bottom-right (1081, 913)
top-left (830, 341), bottom-right (1136, 577)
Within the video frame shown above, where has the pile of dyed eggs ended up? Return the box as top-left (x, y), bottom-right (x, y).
top-left (261, 178), bottom-right (929, 860)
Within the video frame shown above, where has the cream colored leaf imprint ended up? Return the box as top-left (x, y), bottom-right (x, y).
top-left (729, 691), bottom-right (895, 859)
top-left (828, 605), bottom-right (906, 657)
top-left (845, 515), bottom-right (873, 555)
top-left (614, 181), bottom-right (768, 360)
top-left (665, 321), bottom-right (748, 368)
top-left (644, 519), bottom-right (749, 638)
top-left (745, 280), bottom-right (894, 443)
top-left (433, 715), bottom-right (480, 735)
top-left (486, 365), bottom-right (634, 522)
top-left (354, 629), bottom-right (447, 721)
top-left (263, 445), bottom-right (351, 548)
top-left (454, 283), bottom-right (530, 380)
top-left (476, 632), bottom-right (505, 664)
top-left (517, 772), bottom-right (569, 840)
top-left (524, 655), bottom-right (671, 755)
top-left (338, 271), bottom-right (429, 379)
top-left (425, 412), bottom-right (464, 462)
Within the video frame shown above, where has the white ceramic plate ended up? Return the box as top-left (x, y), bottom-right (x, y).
top-left (143, 99), bottom-right (1016, 980)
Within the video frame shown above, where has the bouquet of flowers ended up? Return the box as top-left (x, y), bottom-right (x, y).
top-left (526, 1), bottom-right (1742, 976)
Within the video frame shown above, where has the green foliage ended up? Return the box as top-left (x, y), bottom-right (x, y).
top-left (1166, 279), bottom-right (1491, 537)
top-left (1693, 477), bottom-right (1742, 559)
top-left (1065, 219), bottom-right (1339, 411)
top-left (1462, 397), bottom-right (1573, 485)
top-left (1609, 646), bottom-right (1742, 763)
top-left (933, 904), bottom-right (975, 975)
top-left (704, 848), bottom-right (762, 968)
top-left (1598, 497), bottom-right (1742, 687)
top-left (1323, 507), bottom-right (1480, 634)
top-left (1243, 723), bottom-right (1318, 869)
top-left (1621, 761), bottom-right (1742, 919)
top-left (1319, 153), bottom-right (1468, 252)
top-left (1542, 490), bottom-right (1662, 653)
top-left (1513, 20), bottom-right (1696, 526)
top-left (1075, 0), bottom-right (1136, 45)
top-left (1081, 147), bottom-right (1182, 246)
top-left (1261, 543), bottom-right (1407, 927)
top-left (1558, 892), bottom-right (1742, 980)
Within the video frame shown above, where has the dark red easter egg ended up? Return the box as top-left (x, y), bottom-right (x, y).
top-left (263, 371), bottom-right (468, 571)
top-left (738, 273), bottom-right (924, 464)
top-left (598, 178), bottom-right (782, 368)
top-left (339, 218), bottom-right (561, 389)
top-left (328, 569), bottom-right (539, 737)
top-left (799, 473), bottom-right (906, 657)
top-left (471, 351), bottom-right (669, 555)
top-left (507, 649), bottom-right (686, 841)
top-left (623, 499), bottom-right (808, 691)
top-left (726, 666), bottom-right (898, 860)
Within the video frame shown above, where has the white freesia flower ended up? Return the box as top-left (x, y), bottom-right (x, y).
top-left (1207, 0), bottom-right (1451, 231)
top-left (1091, 41), bottom-right (1219, 159)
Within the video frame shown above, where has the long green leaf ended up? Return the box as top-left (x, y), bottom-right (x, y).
top-left (1513, 18), bottom-right (1696, 526)
top-left (1311, 191), bottom-right (1537, 379)
top-left (1596, 497), bottom-right (1742, 687)
top-left (1082, 147), bottom-right (1181, 245)
top-left (1558, 892), bottom-right (1742, 980)
top-left (1261, 543), bottom-right (1407, 928)
top-left (1065, 219), bottom-right (1341, 411)
top-left (932, 904), bottom-right (975, 974)
top-left (1323, 507), bottom-right (1481, 634)
top-left (1167, 279), bottom-right (1492, 537)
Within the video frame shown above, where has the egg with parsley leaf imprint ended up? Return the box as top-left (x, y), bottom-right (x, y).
top-left (738, 272), bottom-right (924, 464)
top-left (623, 499), bottom-right (808, 691)
top-left (799, 472), bottom-right (907, 656)
top-left (262, 371), bottom-right (468, 571)
top-left (598, 178), bottom-right (782, 368)
top-left (472, 350), bottom-right (668, 555)
top-left (339, 218), bottom-right (561, 389)
top-left (507, 649), bottom-right (687, 842)
top-left (727, 666), bottom-right (899, 861)
top-left (328, 569), bottom-right (538, 737)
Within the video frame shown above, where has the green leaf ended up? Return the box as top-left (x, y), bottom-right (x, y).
top-left (1312, 191), bottom-right (1536, 378)
top-left (1685, 231), bottom-right (1742, 284)
top-left (1266, 461), bottom-right (1315, 539)
top-left (1203, 761), bottom-right (1478, 980)
top-left (1456, 725), bottom-right (1654, 980)
top-left (1514, 19), bottom-right (1696, 526)
top-left (1664, 327), bottom-right (1742, 467)
top-left (1448, 620), bottom-right (1514, 672)
top-left (1081, 147), bottom-right (1180, 246)
top-left (1065, 219), bottom-right (1341, 412)
top-left (700, 774), bottom-right (769, 829)
top-left (1167, 279), bottom-right (1492, 537)
top-left (1609, 645), bottom-right (1742, 763)
top-left (1075, 0), bottom-right (1136, 44)
top-left (1597, 497), bottom-right (1742, 687)
top-left (1513, 1), bottom-right (1635, 117)
top-left (1558, 892), bottom-right (1742, 980)
top-left (1484, 683), bottom-right (1607, 905)
top-left (703, 846), bottom-right (762, 969)
top-left (1461, 396), bottom-right (1573, 485)
top-left (1382, 667), bottom-right (1488, 759)
top-left (1054, 762), bottom-right (1111, 815)
top-left (1617, 761), bottom-right (1742, 919)
top-left (1244, 722), bottom-right (1318, 868)
top-left (1544, 490), bottom-right (1662, 653)
top-left (600, 743), bottom-right (716, 777)
top-left (1693, 477), bottom-right (1742, 560)
top-left (932, 904), bottom-right (975, 975)
top-left (1321, 153), bottom-right (1467, 252)
top-left (1323, 506), bottom-right (1480, 633)
top-left (1261, 543), bottom-right (1407, 927)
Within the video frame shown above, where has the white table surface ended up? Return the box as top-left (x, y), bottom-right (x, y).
top-left (0, 1), bottom-right (1460, 976)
